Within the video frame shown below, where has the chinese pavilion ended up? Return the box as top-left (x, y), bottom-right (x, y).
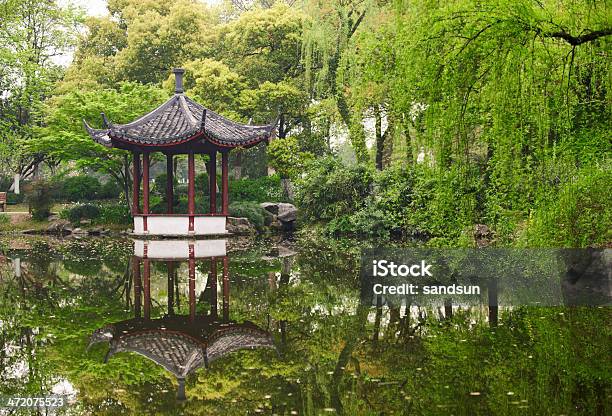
top-left (83, 68), bottom-right (276, 236)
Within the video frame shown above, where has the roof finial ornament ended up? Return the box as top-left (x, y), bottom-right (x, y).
top-left (173, 68), bottom-right (185, 94)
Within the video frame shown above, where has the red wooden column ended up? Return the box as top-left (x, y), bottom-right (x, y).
top-left (221, 151), bottom-right (229, 215)
top-left (166, 154), bottom-right (174, 214)
top-left (208, 152), bottom-right (217, 214)
top-left (132, 257), bottom-right (141, 318)
top-left (188, 152), bottom-right (195, 233)
top-left (132, 152), bottom-right (141, 215)
top-left (143, 258), bottom-right (151, 320)
top-left (142, 152), bottom-right (150, 232)
top-left (188, 243), bottom-right (196, 321)
top-left (209, 257), bottom-right (217, 317)
top-left (222, 256), bottom-right (229, 322)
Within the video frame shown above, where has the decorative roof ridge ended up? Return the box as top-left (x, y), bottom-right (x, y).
top-left (178, 94), bottom-right (198, 128)
top-left (183, 96), bottom-right (276, 131)
top-left (111, 125), bottom-right (201, 145)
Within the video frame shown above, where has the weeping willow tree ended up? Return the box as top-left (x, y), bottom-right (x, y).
top-left (381, 0), bottom-right (611, 236)
top-left (301, 0), bottom-right (378, 163)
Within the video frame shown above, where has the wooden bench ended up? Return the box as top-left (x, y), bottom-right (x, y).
top-left (0, 192), bottom-right (6, 212)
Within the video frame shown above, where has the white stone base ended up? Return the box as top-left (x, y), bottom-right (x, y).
top-left (133, 239), bottom-right (227, 259)
top-left (133, 215), bottom-right (227, 236)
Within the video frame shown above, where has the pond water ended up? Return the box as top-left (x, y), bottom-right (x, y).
top-left (0, 236), bottom-right (609, 415)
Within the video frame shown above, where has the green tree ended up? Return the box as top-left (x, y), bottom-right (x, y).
top-left (31, 82), bottom-right (169, 205)
top-left (0, 0), bottom-right (81, 179)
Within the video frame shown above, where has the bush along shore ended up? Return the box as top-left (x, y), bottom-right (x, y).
top-left (1, 200), bottom-right (299, 238)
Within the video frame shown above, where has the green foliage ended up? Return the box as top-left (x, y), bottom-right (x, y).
top-left (0, 214), bottom-right (9, 225)
top-left (297, 157), bottom-right (373, 224)
top-left (62, 204), bottom-right (101, 225)
top-left (267, 137), bottom-right (313, 180)
top-left (153, 172), bottom-right (178, 205)
top-left (195, 172), bottom-right (210, 195)
top-left (33, 82), bottom-right (169, 202)
top-left (406, 165), bottom-right (483, 241)
top-left (61, 175), bottom-right (102, 201)
top-left (0, 0), bottom-right (81, 177)
top-left (520, 167), bottom-right (612, 248)
top-left (96, 203), bottom-right (132, 225)
top-left (26, 179), bottom-right (55, 221)
top-left (99, 180), bottom-right (121, 199)
top-left (230, 175), bottom-right (284, 203)
top-left (228, 201), bottom-right (266, 230)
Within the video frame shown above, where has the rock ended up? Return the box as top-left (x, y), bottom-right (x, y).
top-left (474, 224), bottom-right (492, 247)
top-left (226, 217), bottom-right (256, 235)
top-left (277, 245), bottom-right (297, 258)
top-left (260, 202), bottom-right (279, 215)
top-left (277, 203), bottom-right (297, 223)
top-left (21, 229), bottom-right (37, 235)
top-left (47, 219), bottom-right (72, 235)
top-left (47, 214), bottom-right (59, 221)
top-left (89, 227), bottom-right (104, 236)
top-left (282, 220), bottom-right (296, 232)
top-left (71, 227), bottom-right (88, 236)
top-left (80, 219), bottom-right (92, 225)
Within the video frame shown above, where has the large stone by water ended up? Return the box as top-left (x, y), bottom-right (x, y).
top-left (277, 203), bottom-right (297, 223)
top-left (47, 219), bottom-right (72, 235)
top-left (260, 202), bottom-right (279, 215)
top-left (260, 202), bottom-right (298, 231)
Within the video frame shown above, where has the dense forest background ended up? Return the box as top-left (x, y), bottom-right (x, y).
top-left (0, 0), bottom-right (610, 247)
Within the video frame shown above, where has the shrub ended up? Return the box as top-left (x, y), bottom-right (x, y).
top-left (99, 180), bottom-right (121, 199)
top-left (62, 204), bottom-right (101, 224)
top-left (0, 214), bottom-right (9, 225)
top-left (153, 173), bottom-right (178, 201)
top-left (229, 201), bottom-right (266, 230)
top-left (405, 165), bottom-right (482, 241)
top-left (229, 174), bottom-right (284, 203)
top-left (296, 157), bottom-right (373, 222)
top-left (96, 203), bottom-right (131, 225)
top-left (195, 172), bottom-right (210, 195)
top-left (62, 175), bottom-right (102, 201)
top-left (519, 167), bottom-right (612, 247)
top-left (7, 192), bottom-right (24, 204)
top-left (26, 179), bottom-right (55, 220)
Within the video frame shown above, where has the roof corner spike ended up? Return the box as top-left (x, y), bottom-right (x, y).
top-left (173, 68), bottom-right (185, 94)
top-left (101, 112), bottom-right (110, 128)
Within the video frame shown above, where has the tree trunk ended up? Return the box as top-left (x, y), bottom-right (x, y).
top-left (329, 50), bottom-right (368, 164)
top-left (281, 177), bottom-right (294, 200)
top-left (375, 106), bottom-right (384, 170)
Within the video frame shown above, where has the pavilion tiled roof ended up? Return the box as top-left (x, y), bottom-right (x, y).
top-left (83, 69), bottom-right (276, 149)
top-left (89, 316), bottom-right (275, 379)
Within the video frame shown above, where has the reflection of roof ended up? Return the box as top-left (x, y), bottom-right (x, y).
top-left (89, 316), bottom-right (275, 379)
top-left (83, 94), bottom-right (276, 149)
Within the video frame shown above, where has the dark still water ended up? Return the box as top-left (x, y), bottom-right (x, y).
top-left (0, 236), bottom-right (609, 415)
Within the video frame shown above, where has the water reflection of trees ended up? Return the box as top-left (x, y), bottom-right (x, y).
top-left (0, 237), bottom-right (609, 415)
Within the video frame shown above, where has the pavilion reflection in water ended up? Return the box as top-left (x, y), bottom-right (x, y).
top-left (88, 239), bottom-right (276, 401)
